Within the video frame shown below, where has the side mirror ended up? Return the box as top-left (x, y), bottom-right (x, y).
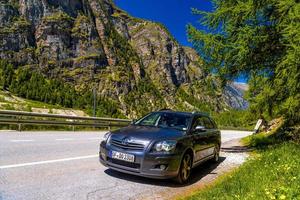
top-left (195, 125), bottom-right (206, 131)
top-left (130, 119), bottom-right (137, 125)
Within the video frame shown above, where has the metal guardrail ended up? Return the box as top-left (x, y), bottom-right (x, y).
top-left (0, 110), bottom-right (132, 131)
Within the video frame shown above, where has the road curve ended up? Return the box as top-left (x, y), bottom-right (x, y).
top-left (0, 130), bottom-right (252, 200)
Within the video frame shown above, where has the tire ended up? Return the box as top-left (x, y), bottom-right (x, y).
top-left (212, 145), bottom-right (220, 163)
top-left (175, 153), bottom-right (192, 184)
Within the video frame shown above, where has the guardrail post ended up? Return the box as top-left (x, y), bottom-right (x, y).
top-left (16, 115), bottom-right (22, 132)
top-left (108, 122), bottom-right (111, 131)
top-left (72, 120), bottom-right (75, 132)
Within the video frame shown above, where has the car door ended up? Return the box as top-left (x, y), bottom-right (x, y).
top-left (190, 116), bottom-right (211, 162)
top-left (207, 117), bottom-right (221, 149)
top-left (201, 117), bottom-right (217, 157)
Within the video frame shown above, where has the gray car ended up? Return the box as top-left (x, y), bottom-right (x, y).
top-left (99, 110), bottom-right (221, 183)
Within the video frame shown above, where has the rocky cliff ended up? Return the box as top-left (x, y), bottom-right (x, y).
top-left (0, 0), bottom-right (248, 117)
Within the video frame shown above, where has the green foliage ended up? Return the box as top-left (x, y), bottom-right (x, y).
top-left (13, 16), bottom-right (31, 28)
top-left (43, 11), bottom-right (73, 23)
top-left (1, 103), bottom-right (15, 110)
top-left (0, 16), bottom-right (31, 34)
top-left (155, 22), bottom-right (178, 43)
top-left (0, 60), bottom-right (124, 118)
top-left (124, 79), bottom-right (167, 117)
top-left (9, 68), bottom-right (76, 108)
top-left (95, 97), bottom-right (125, 118)
top-left (212, 110), bottom-right (255, 130)
top-left (104, 21), bottom-right (141, 69)
top-left (74, 54), bottom-right (103, 62)
top-left (71, 14), bottom-right (90, 39)
top-left (0, 60), bottom-right (14, 89)
top-left (185, 143), bottom-right (300, 200)
top-left (0, 96), bottom-right (6, 102)
top-left (109, 4), bottom-right (143, 24)
top-left (176, 87), bottom-right (213, 113)
top-left (188, 0), bottom-right (300, 124)
top-left (243, 134), bottom-right (278, 148)
top-left (24, 105), bottom-right (32, 112)
top-left (6, 0), bottom-right (19, 9)
top-left (285, 125), bottom-right (300, 143)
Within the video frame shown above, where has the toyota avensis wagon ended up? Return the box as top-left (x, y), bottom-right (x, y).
top-left (99, 109), bottom-right (221, 183)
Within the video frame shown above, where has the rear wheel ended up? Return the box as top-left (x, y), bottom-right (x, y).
top-left (175, 153), bottom-right (192, 184)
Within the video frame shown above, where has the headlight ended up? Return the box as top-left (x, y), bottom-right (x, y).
top-left (102, 132), bottom-right (111, 142)
top-left (153, 140), bottom-right (177, 152)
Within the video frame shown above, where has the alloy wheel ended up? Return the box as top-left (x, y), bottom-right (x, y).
top-left (181, 154), bottom-right (192, 181)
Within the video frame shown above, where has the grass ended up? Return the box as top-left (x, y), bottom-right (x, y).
top-left (242, 133), bottom-right (278, 148)
top-left (183, 119), bottom-right (300, 200)
top-left (183, 142), bottom-right (300, 200)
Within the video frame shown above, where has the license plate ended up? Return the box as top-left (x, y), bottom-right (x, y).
top-left (111, 151), bottom-right (135, 163)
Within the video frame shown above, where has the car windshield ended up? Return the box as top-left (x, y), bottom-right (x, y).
top-left (134, 112), bottom-right (191, 131)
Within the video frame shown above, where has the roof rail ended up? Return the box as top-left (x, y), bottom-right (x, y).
top-left (159, 108), bottom-right (172, 111)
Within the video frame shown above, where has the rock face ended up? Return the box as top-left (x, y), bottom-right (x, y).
top-left (223, 83), bottom-right (249, 110)
top-left (0, 0), bottom-right (248, 117)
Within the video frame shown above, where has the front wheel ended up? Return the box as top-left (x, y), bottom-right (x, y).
top-left (175, 153), bottom-right (192, 184)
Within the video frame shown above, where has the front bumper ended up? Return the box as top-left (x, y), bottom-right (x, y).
top-left (99, 141), bottom-right (181, 179)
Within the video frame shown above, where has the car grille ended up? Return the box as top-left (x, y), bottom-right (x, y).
top-left (110, 138), bottom-right (145, 151)
top-left (107, 157), bottom-right (140, 169)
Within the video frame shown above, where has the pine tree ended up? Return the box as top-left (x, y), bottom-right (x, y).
top-left (188, 0), bottom-right (300, 124)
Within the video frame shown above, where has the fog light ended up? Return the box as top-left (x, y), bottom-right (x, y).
top-left (160, 164), bottom-right (166, 170)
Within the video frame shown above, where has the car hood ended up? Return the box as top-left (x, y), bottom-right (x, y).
top-left (110, 125), bottom-right (185, 142)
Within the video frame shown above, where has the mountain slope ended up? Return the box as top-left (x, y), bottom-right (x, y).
top-left (0, 90), bottom-right (88, 116)
top-left (0, 0), bottom-right (248, 117)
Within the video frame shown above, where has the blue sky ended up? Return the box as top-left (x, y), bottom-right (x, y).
top-left (114, 0), bottom-right (212, 47)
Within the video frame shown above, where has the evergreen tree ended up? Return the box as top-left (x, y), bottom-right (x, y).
top-left (0, 60), bottom-right (125, 118)
top-left (188, 0), bottom-right (300, 124)
top-left (0, 61), bottom-right (14, 90)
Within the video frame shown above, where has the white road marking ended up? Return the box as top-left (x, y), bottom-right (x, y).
top-left (10, 140), bottom-right (34, 142)
top-left (0, 155), bottom-right (98, 169)
top-left (55, 138), bottom-right (75, 141)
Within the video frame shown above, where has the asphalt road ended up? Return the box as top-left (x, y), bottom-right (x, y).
top-left (0, 130), bottom-right (252, 200)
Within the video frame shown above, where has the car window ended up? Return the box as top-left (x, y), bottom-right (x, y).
top-left (135, 112), bottom-right (191, 131)
top-left (191, 117), bottom-right (205, 130)
top-left (192, 116), bottom-right (215, 130)
top-left (157, 113), bottom-right (190, 130)
top-left (210, 118), bottom-right (218, 129)
top-left (136, 113), bottom-right (160, 126)
top-left (202, 117), bottom-right (214, 129)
